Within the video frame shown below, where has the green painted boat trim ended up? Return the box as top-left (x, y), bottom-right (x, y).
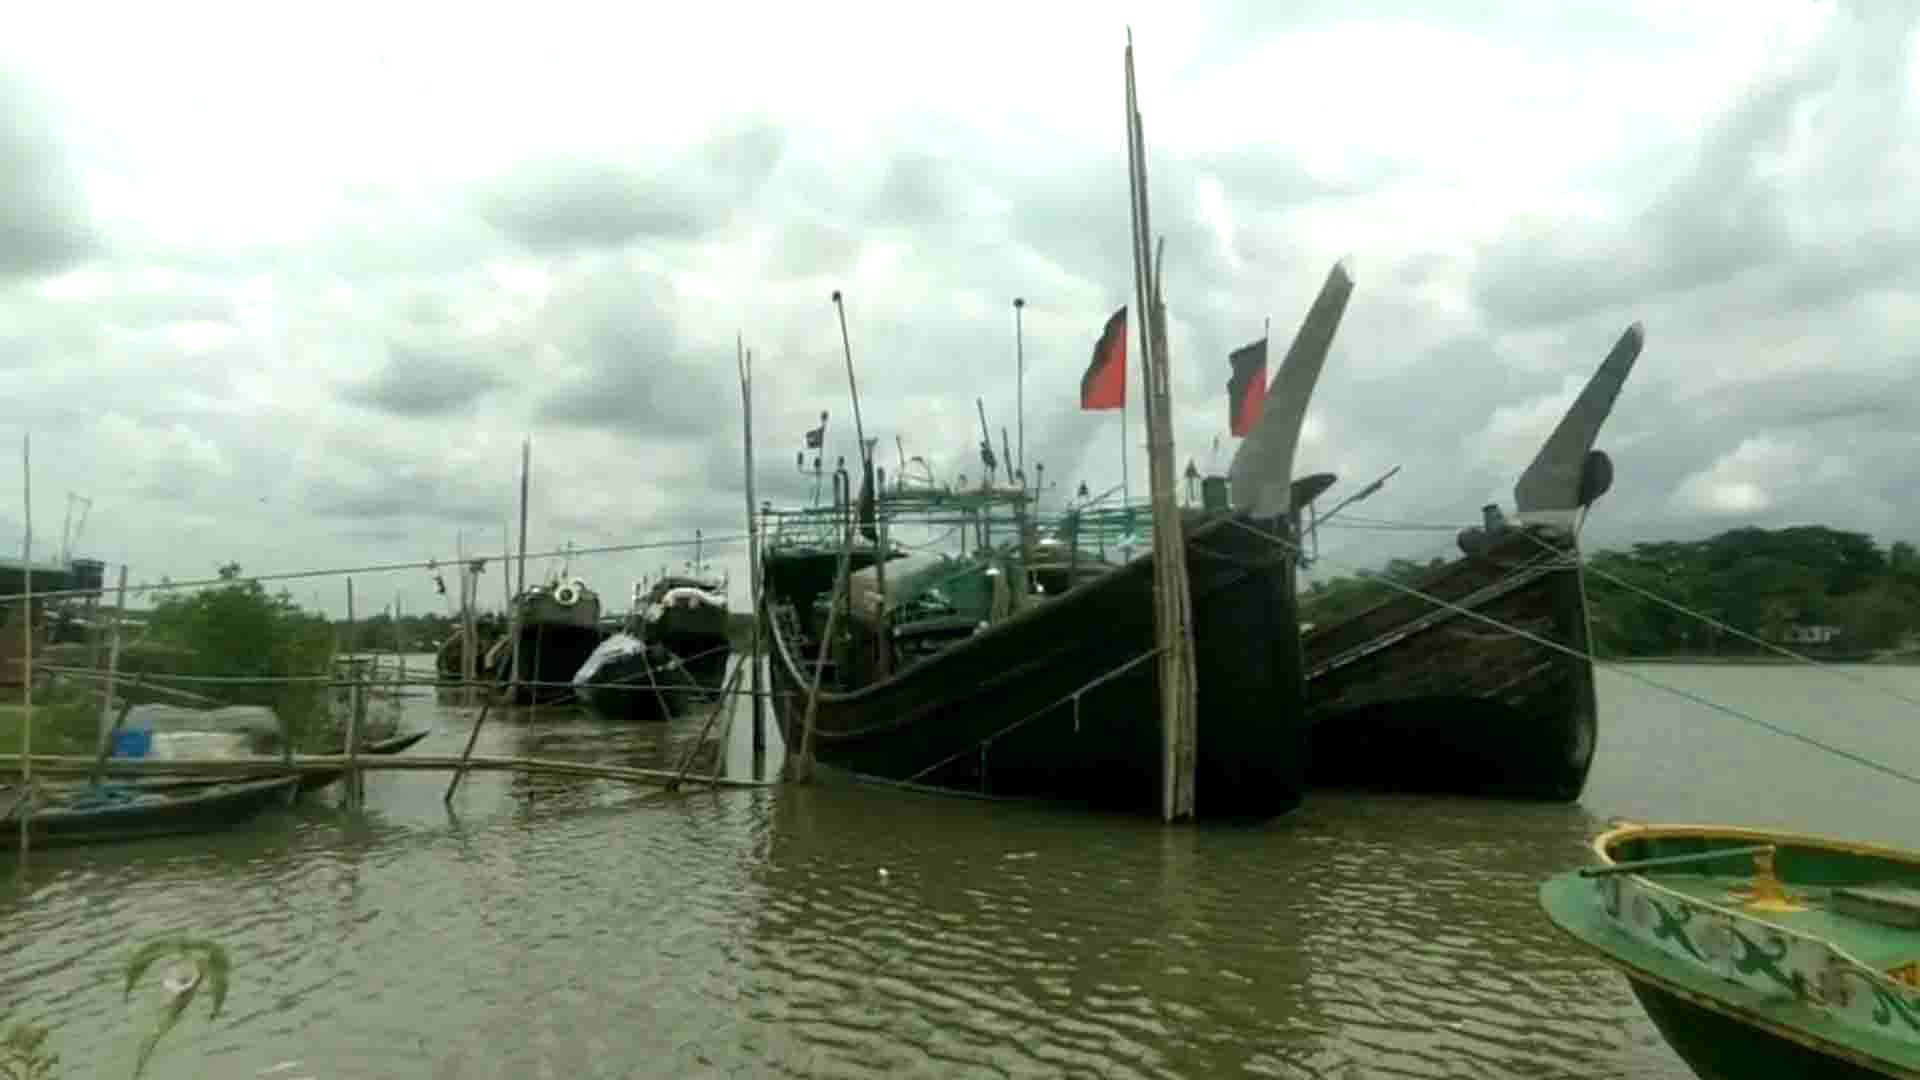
top-left (1541, 823), bottom-right (1920, 1078)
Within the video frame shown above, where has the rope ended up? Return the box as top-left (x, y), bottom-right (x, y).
top-left (1226, 517), bottom-right (1920, 791)
top-left (0, 534), bottom-right (752, 604)
top-left (1519, 528), bottom-right (1920, 714)
top-left (902, 645), bottom-right (1163, 785)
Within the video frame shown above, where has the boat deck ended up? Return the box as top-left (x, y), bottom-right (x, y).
top-left (1655, 873), bottom-right (1920, 973)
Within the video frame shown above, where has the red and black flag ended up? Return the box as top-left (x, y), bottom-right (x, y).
top-left (1226, 337), bottom-right (1268, 436)
top-left (1080, 306), bottom-right (1127, 411)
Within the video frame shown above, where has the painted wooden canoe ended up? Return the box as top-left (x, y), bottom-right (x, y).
top-left (1541, 822), bottom-right (1920, 1079)
top-left (2, 776), bottom-right (299, 849)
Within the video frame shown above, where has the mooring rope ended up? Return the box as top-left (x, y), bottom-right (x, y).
top-left (1227, 516), bottom-right (1920, 790)
top-left (0, 533), bottom-right (753, 604)
top-left (901, 645), bottom-right (1164, 785)
top-left (1512, 527), bottom-right (1920, 715)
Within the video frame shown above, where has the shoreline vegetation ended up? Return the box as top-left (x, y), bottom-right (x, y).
top-left (1303, 525), bottom-right (1920, 663)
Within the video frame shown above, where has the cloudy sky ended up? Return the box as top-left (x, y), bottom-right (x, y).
top-left (0, 0), bottom-right (1914, 616)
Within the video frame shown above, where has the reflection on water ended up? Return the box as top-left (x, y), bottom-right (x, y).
top-left (4, 661), bottom-right (1916, 1077)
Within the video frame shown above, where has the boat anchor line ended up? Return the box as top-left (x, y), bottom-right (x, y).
top-left (1304, 548), bottom-right (1572, 681)
top-left (1227, 516), bottom-right (1920, 790)
top-left (1512, 526), bottom-right (1920, 716)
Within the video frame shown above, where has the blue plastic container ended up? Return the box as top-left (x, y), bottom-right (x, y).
top-left (110, 727), bottom-right (153, 759)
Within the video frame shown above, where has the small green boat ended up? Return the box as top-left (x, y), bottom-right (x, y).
top-left (1541, 822), bottom-right (1920, 1079)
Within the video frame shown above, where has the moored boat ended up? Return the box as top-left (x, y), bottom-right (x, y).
top-left (1540, 821), bottom-right (1920, 1079)
top-left (490, 577), bottom-right (606, 705)
top-left (761, 260), bottom-right (1355, 820)
top-left (1302, 324), bottom-right (1644, 802)
top-left (634, 568), bottom-right (732, 693)
top-left (571, 632), bottom-right (703, 722)
top-left (2, 776), bottom-right (299, 848)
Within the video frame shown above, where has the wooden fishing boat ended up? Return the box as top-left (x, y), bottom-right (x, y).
top-left (762, 261), bottom-right (1354, 820)
top-left (571, 632), bottom-right (702, 722)
top-left (108, 729), bottom-right (434, 793)
top-left (1302, 324), bottom-right (1644, 802)
top-left (1, 776), bottom-right (299, 849)
top-left (490, 578), bottom-right (606, 705)
top-left (633, 569), bottom-right (732, 692)
top-left (1540, 822), bottom-right (1920, 1079)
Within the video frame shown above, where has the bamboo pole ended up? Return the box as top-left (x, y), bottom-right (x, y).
top-left (671, 663), bottom-right (743, 791)
top-left (394, 593), bottom-right (406, 693)
top-left (344, 576), bottom-right (361, 807)
top-left (11, 751), bottom-right (771, 789)
top-left (738, 340), bottom-right (767, 780)
top-left (97, 564), bottom-right (128, 745)
top-left (18, 434), bottom-right (33, 858)
top-left (1124, 36), bottom-right (1198, 822)
top-left (512, 439), bottom-right (530, 696)
top-left (443, 695), bottom-right (494, 802)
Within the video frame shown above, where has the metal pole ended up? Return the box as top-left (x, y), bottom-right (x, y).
top-left (1014, 297), bottom-right (1025, 478)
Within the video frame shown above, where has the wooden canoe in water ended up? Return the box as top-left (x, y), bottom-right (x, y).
top-left (1540, 822), bottom-right (1920, 1079)
top-left (2, 776), bottom-right (299, 849)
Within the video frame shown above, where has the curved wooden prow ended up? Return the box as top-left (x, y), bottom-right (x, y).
top-left (1513, 322), bottom-right (1643, 526)
top-left (1229, 262), bottom-right (1354, 518)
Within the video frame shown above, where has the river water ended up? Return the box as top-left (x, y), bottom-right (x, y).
top-left (3, 659), bottom-right (1917, 1078)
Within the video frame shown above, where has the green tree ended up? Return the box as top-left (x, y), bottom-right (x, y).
top-left (143, 565), bottom-right (337, 742)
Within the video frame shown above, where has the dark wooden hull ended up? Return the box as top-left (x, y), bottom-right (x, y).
top-left (5, 776), bottom-right (298, 848)
top-left (645, 621), bottom-right (732, 692)
top-left (764, 511), bottom-right (1306, 819)
top-left (576, 646), bottom-right (701, 723)
top-left (1303, 524), bottom-right (1596, 801)
top-left (494, 623), bottom-right (606, 705)
top-left (1627, 979), bottom-right (1892, 1080)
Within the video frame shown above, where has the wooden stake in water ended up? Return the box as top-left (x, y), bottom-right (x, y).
top-left (344, 576), bottom-right (361, 807)
top-left (737, 338), bottom-right (767, 780)
top-left (18, 434), bottom-right (33, 858)
top-left (1123, 35), bottom-right (1199, 822)
top-left (97, 564), bottom-right (128, 748)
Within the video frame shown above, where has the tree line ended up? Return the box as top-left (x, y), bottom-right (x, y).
top-left (1300, 525), bottom-right (1920, 659)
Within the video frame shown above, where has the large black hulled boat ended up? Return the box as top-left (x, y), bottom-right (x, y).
top-left (760, 262), bottom-right (1355, 820)
top-left (489, 576), bottom-right (606, 706)
top-left (1303, 324), bottom-right (1644, 801)
top-left (633, 566), bottom-right (732, 693)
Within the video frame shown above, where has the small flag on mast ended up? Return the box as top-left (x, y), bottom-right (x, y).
top-left (1226, 337), bottom-right (1268, 437)
top-left (803, 411), bottom-right (827, 449)
top-left (1080, 307), bottom-right (1128, 411)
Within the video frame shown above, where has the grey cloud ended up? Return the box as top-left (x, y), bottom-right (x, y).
top-left (343, 344), bottom-right (508, 418)
top-left (480, 122), bottom-right (786, 253)
top-left (532, 271), bottom-right (729, 437)
top-left (0, 71), bottom-right (96, 280)
top-left (1472, 3), bottom-right (1918, 329)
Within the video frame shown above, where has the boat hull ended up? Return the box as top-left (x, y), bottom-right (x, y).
top-left (1540, 823), bottom-right (1920, 1080)
top-left (765, 511), bottom-right (1306, 819)
top-left (5, 777), bottom-right (299, 849)
top-left (574, 635), bottom-right (701, 722)
top-left (1627, 979), bottom-right (1893, 1080)
top-left (1304, 524), bottom-right (1596, 801)
top-left (492, 623), bottom-right (606, 705)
